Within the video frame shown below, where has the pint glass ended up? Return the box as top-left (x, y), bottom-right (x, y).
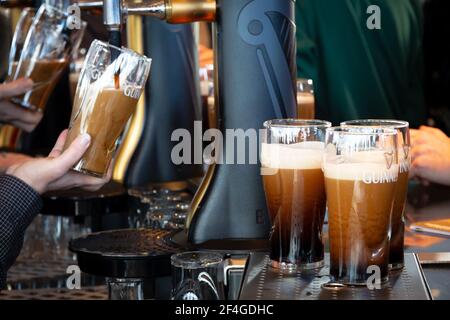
top-left (341, 120), bottom-right (410, 270)
top-left (261, 119), bottom-right (331, 271)
top-left (9, 4), bottom-right (85, 111)
top-left (64, 40), bottom-right (152, 177)
top-left (323, 127), bottom-right (399, 285)
top-left (171, 251), bottom-right (225, 300)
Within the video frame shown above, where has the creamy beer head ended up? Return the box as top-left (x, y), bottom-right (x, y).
top-left (297, 93), bottom-right (314, 105)
top-left (323, 150), bottom-right (399, 183)
top-left (261, 141), bottom-right (324, 170)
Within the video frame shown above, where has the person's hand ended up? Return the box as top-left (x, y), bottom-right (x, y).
top-left (199, 44), bottom-right (214, 68)
top-left (0, 78), bottom-right (43, 132)
top-left (410, 126), bottom-right (450, 186)
top-left (6, 130), bottom-right (111, 194)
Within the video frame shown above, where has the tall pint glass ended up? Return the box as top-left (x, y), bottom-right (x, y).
top-left (323, 127), bottom-right (399, 285)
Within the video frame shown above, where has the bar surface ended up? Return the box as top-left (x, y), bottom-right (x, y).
top-left (239, 253), bottom-right (432, 300)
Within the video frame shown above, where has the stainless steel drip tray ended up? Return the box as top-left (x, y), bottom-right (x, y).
top-left (239, 253), bottom-right (432, 300)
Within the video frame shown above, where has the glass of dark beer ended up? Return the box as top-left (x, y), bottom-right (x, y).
top-left (341, 120), bottom-right (410, 270)
top-left (323, 126), bottom-right (399, 285)
top-left (261, 119), bottom-right (331, 271)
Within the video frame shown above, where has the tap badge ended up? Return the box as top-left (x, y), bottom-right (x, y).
top-left (238, 0), bottom-right (296, 119)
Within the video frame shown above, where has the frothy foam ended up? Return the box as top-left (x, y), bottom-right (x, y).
top-left (323, 150), bottom-right (399, 183)
top-left (261, 141), bottom-right (324, 170)
top-left (297, 93), bottom-right (314, 104)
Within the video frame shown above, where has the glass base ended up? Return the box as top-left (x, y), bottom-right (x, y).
top-left (71, 166), bottom-right (106, 178)
top-left (11, 98), bottom-right (41, 112)
top-left (270, 259), bottom-right (324, 272)
top-left (328, 275), bottom-right (389, 287)
top-left (107, 277), bottom-right (144, 300)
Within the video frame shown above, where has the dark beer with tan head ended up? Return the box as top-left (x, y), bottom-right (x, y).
top-left (323, 127), bottom-right (399, 285)
top-left (261, 119), bottom-right (330, 271)
top-left (341, 120), bottom-right (411, 270)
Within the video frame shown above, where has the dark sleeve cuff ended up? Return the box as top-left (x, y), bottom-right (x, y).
top-left (0, 174), bottom-right (43, 289)
top-left (0, 175), bottom-right (43, 216)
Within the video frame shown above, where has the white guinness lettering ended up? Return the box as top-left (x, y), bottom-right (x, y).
top-left (124, 86), bottom-right (141, 99)
top-left (90, 68), bottom-right (100, 80)
top-left (362, 171), bottom-right (397, 184)
top-left (399, 161), bottom-right (410, 174)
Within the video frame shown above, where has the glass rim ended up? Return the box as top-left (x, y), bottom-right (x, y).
top-left (22, 7), bottom-right (36, 13)
top-left (171, 251), bottom-right (223, 269)
top-left (327, 126), bottom-right (398, 136)
top-left (264, 119), bottom-right (331, 129)
top-left (341, 119), bottom-right (409, 130)
top-left (92, 39), bottom-right (152, 64)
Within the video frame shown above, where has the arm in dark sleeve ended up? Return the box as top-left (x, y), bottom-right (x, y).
top-left (0, 175), bottom-right (42, 289)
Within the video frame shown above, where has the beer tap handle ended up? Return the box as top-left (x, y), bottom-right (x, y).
top-left (125, 0), bottom-right (215, 24)
top-left (237, 0), bottom-right (296, 118)
top-left (124, 0), bottom-right (167, 20)
top-left (76, 0), bottom-right (215, 25)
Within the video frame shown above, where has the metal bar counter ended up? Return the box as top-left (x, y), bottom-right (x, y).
top-left (1, 182), bottom-right (449, 300)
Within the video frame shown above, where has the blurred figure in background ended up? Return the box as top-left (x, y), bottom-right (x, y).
top-left (0, 78), bottom-right (42, 132)
top-left (411, 126), bottom-right (450, 186)
top-left (198, 22), bottom-right (213, 68)
top-left (296, 0), bottom-right (427, 126)
top-left (0, 78), bottom-right (43, 172)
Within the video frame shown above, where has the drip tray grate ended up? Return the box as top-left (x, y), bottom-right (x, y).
top-left (239, 253), bottom-right (432, 300)
top-left (0, 286), bottom-right (107, 300)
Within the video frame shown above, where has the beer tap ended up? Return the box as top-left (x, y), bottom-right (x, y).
top-left (103, 0), bottom-right (122, 47)
top-left (78, 0), bottom-right (216, 28)
top-left (77, 0), bottom-right (296, 249)
top-left (8, 0), bottom-right (296, 249)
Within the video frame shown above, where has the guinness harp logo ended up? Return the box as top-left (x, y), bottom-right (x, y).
top-left (403, 144), bottom-right (410, 161)
top-left (384, 150), bottom-right (394, 170)
top-left (238, 0), bottom-right (296, 119)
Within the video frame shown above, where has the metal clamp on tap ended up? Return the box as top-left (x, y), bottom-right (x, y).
top-left (78, 0), bottom-right (215, 48)
top-left (125, 0), bottom-right (216, 23)
top-left (79, 0), bottom-right (216, 26)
